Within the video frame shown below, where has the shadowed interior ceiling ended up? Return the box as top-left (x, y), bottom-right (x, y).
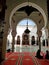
top-left (17, 6), bottom-right (39, 16)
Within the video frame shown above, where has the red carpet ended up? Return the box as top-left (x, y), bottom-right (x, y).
top-left (22, 55), bottom-right (34, 65)
top-left (5, 52), bottom-right (12, 58)
top-left (2, 52), bottom-right (49, 65)
top-left (37, 59), bottom-right (49, 65)
top-left (2, 53), bottom-right (20, 65)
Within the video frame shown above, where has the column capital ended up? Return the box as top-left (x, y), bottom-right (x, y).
top-left (12, 29), bottom-right (16, 37)
top-left (37, 30), bottom-right (42, 37)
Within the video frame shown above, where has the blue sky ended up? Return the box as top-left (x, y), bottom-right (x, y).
top-left (18, 18), bottom-right (36, 26)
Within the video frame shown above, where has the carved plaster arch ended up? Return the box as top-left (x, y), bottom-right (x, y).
top-left (9, 2), bottom-right (47, 29)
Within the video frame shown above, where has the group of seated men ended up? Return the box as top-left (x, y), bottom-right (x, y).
top-left (35, 49), bottom-right (49, 60)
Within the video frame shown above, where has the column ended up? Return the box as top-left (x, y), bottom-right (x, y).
top-left (0, 20), bottom-right (3, 62)
top-left (47, 29), bottom-right (49, 46)
top-left (45, 28), bottom-right (48, 46)
top-left (37, 30), bottom-right (42, 51)
top-left (2, 23), bottom-right (9, 61)
top-left (0, 39), bottom-right (3, 62)
top-left (12, 29), bottom-right (16, 52)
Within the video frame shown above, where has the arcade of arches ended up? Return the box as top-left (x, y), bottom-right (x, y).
top-left (0, 0), bottom-right (49, 63)
top-left (7, 19), bottom-right (48, 51)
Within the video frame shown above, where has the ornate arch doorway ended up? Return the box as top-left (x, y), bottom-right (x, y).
top-left (7, 2), bottom-right (47, 52)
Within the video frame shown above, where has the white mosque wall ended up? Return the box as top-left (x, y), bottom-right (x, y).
top-left (15, 25), bottom-right (37, 45)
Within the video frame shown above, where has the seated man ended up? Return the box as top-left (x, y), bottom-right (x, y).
top-left (35, 49), bottom-right (43, 59)
top-left (45, 50), bottom-right (49, 60)
top-left (7, 49), bottom-right (11, 52)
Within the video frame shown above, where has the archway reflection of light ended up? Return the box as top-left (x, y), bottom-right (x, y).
top-left (15, 19), bottom-right (37, 41)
